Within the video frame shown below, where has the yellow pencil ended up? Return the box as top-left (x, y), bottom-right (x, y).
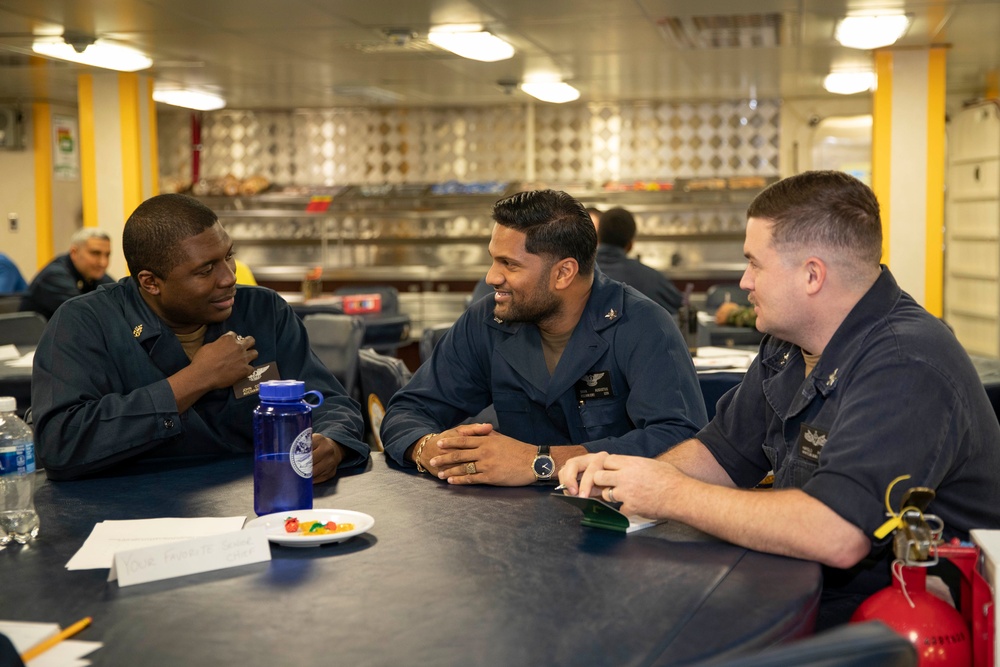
top-left (20, 616), bottom-right (92, 662)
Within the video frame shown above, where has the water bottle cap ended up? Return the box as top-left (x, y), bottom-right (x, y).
top-left (259, 380), bottom-right (306, 401)
top-left (0, 396), bottom-right (15, 412)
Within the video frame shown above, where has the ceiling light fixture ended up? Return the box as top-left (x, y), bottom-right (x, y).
top-left (823, 71), bottom-right (876, 95)
top-left (427, 26), bottom-right (514, 62)
top-left (835, 14), bottom-right (910, 50)
top-left (520, 81), bottom-right (580, 104)
top-left (153, 89), bottom-right (226, 111)
top-left (32, 37), bottom-right (152, 72)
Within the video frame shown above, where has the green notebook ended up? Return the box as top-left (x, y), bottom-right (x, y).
top-left (553, 493), bottom-right (664, 533)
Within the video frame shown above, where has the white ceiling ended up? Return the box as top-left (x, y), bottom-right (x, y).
top-left (0, 0), bottom-right (998, 109)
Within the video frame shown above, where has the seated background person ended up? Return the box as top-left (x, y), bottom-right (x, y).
top-left (0, 252), bottom-right (27, 293)
top-left (560, 171), bottom-right (1000, 628)
top-left (381, 189), bottom-right (707, 486)
top-left (20, 228), bottom-right (115, 319)
top-left (234, 258), bottom-right (258, 285)
top-left (33, 194), bottom-right (367, 481)
top-left (597, 207), bottom-right (682, 314)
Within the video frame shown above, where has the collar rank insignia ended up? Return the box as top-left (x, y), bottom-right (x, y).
top-left (493, 316), bottom-right (504, 324)
top-left (605, 308), bottom-right (617, 320)
top-left (827, 368), bottom-right (839, 387)
top-left (133, 324), bottom-right (143, 338)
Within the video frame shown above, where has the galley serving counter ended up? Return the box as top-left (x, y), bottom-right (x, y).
top-left (205, 183), bottom-right (761, 334)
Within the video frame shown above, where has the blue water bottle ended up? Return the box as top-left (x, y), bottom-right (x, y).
top-left (253, 380), bottom-right (324, 516)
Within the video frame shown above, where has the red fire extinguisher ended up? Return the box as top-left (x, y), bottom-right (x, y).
top-left (850, 478), bottom-right (972, 666)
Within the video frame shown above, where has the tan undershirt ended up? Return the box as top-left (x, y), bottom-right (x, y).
top-left (176, 325), bottom-right (208, 361)
top-left (540, 329), bottom-right (573, 376)
top-left (802, 350), bottom-right (821, 378)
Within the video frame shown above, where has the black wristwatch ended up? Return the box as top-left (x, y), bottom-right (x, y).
top-left (532, 444), bottom-right (555, 481)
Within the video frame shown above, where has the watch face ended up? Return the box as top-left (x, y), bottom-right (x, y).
top-left (533, 454), bottom-right (555, 480)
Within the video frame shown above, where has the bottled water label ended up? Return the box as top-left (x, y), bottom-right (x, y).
top-left (289, 428), bottom-right (313, 479)
top-left (0, 443), bottom-right (35, 476)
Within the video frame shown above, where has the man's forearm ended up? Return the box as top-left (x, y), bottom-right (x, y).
top-left (658, 438), bottom-right (737, 487)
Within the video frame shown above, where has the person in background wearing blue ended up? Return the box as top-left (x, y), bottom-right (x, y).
top-left (560, 171), bottom-right (1000, 628)
top-left (597, 207), bottom-right (683, 314)
top-left (0, 252), bottom-right (27, 293)
top-left (19, 228), bottom-right (115, 319)
top-left (381, 189), bottom-right (706, 486)
top-left (32, 194), bottom-right (367, 481)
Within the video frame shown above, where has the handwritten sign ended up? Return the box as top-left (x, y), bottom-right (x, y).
top-left (109, 528), bottom-right (270, 586)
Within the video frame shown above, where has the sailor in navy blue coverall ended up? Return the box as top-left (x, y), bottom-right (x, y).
top-left (32, 194), bottom-right (366, 481)
top-left (382, 189), bottom-right (706, 486)
top-left (560, 171), bottom-right (1000, 628)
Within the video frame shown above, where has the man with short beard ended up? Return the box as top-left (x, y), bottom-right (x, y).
top-left (381, 189), bottom-right (706, 487)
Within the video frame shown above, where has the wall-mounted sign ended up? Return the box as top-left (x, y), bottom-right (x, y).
top-left (52, 115), bottom-right (79, 181)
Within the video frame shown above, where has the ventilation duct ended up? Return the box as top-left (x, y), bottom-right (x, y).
top-left (658, 14), bottom-right (784, 49)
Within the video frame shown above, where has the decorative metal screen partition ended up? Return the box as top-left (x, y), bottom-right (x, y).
top-left (159, 100), bottom-right (779, 186)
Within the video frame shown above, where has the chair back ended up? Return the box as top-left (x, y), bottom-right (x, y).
top-left (302, 314), bottom-right (365, 399)
top-left (0, 293), bottom-right (25, 314)
top-left (357, 347), bottom-right (413, 451)
top-left (705, 283), bottom-right (750, 312)
top-left (0, 312), bottom-right (47, 346)
top-left (419, 324), bottom-right (452, 364)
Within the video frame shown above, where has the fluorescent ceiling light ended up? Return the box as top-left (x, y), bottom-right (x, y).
top-left (835, 15), bottom-right (910, 50)
top-left (427, 28), bottom-right (514, 62)
top-left (823, 72), bottom-right (876, 95)
top-left (32, 38), bottom-right (152, 72)
top-left (520, 81), bottom-right (580, 104)
top-left (153, 89), bottom-right (226, 111)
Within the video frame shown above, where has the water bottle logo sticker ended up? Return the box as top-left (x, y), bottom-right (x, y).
top-left (289, 428), bottom-right (313, 479)
top-left (0, 444), bottom-right (34, 475)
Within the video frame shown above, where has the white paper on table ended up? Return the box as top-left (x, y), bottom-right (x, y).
top-left (0, 344), bottom-right (19, 361)
top-left (65, 517), bottom-right (247, 570)
top-left (25, 640), bottom-right (102, 666)
top-left (695, 346), bottom-right (757, 359)
top-left (0, 621), bottom-right (102, 666)
top-left (6, 350), bottom-right (34, 367)
top-left (693, 346), bottom-right (757, 371)
top-left (0, 621), bottom-right (59, 653)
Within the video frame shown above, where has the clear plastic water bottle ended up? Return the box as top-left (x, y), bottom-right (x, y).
top-left (0, 396), bottom-right (39, 545)
top-left (253, 380), bottom-right (324, 516)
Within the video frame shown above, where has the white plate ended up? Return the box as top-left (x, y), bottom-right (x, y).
top-left (245, 509), bottom-right (374, 547)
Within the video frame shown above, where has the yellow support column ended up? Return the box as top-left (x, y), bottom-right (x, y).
top-left (870, 47), bottom-right (947, 314)
top-left (32, 102), bottom-right (54, 270)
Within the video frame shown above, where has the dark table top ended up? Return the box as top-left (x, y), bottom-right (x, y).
top-left (3, 455), bottom-right (821, 666)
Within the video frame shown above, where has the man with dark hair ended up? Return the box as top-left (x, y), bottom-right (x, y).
top-left (33, 193), bottom-right (367, 481)
top-left (561, 171), bottom-right (1000, 627)
top-left (381, 189), bottom-right (706, 487)
top-left (597, 207), bottom-right (682, 314)
top-left (20, 228), bottom-right (115, 319)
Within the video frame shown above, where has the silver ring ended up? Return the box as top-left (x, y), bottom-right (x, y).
top-left (235, 335), bottom-right (245, 343)
top-left (465, 462), bottom-right (477, 475)
top-left (607, 487), bottom-right (616, 503)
